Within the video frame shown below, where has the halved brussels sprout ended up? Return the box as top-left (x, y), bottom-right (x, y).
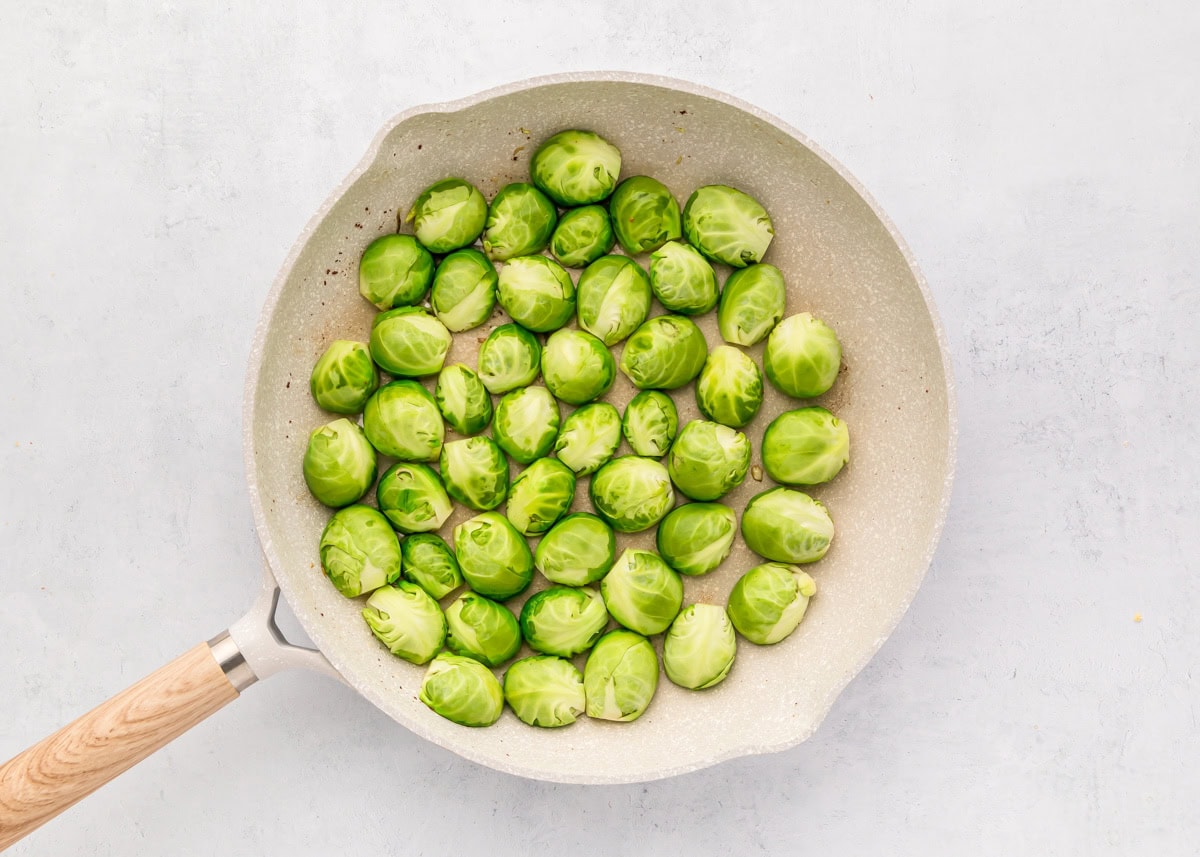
top-left (695, 345), bottom-right (764, 428)
top-left (554, 402), bottom-right (621, 475)
top-left (362, 582), bottom-right (445, 664)
top-left (369, 307), bottom-right (452, 377)
top-left (662, 604), bottom-right (737, 690)
top-left (762, 407), bottom-right (849, 485)
top-left (408, 178), bottom-right (487, 253)
top-left (541, 329), bottom-right (616, 405)
top-left (319, 505), bottom-right (401, 597)
top-left (575, 255), bottom-right (652, 346)
top-left (682, 184), bottom-right (774, 267)
top-left (618, 315), bottom-right (707, 390)
top-left (419, 652), bottom-right (504, 727)
top-left (492, 385), bottom-right (560, 464)
top-left (534, 513), bottom-right (617, 586)
top-left (482, 182), bottom-right (557, 261)
top-left (550, 205), bottom-right (614, 267)
top-left (583, 629), bottom-right (659, 722)
top-left (531, 130), bottom-right (622, 206)
top-left (453, 511), bottom-right (534, 600)
top-left (503, 656), bottom-right (585, 728)
top-left (430, 249), bottom-right (497, 333)
top-left (358, 234), bottom-right (434, 310)
top-left (444, 592), bottom-right (522, 667)
top-left (506, 457), bottom-right (576, 536)
top-left (476, 323), bottom-right (542, 394)
top-left (609, 175), bottom-right (681, 254)
top-left (439, 436), bottom-right (509, 511)
top-left (600, 548), bottom-right (684, 635)
top-left (656, 502), bottom-right (737, 576)
top-left (589, 456), bottom-right (675, 533)
top-left (302, 418), bottom-right (376, 508)
top-left (763, 312), bottom-right (842, 398)
top-left (434, 363), bottom-right (493, 436)
top-left (496, 256), bottom-right (576, 333)
top-left (727, 562), bottom-right (817, 644)
top-left (399, 532), bottom-right (462, 600)
top-left (310, 340), bottom-right (378, 415)
top-left (717, 263), bottom-right (786, 347)
top-left (362, 380), bottom-right (445, 462)
top-left (520, 586), bottom-right (609, 658)
top-left (666, 420), bottom-right (750, 501)
top-left (648, 240), bottom-right (718, 315)
top-left (741, 487), bottom-right (834, 564)
top-left (376, 462), bottom-right (452, 533)
top-left (621, 390), bottom-right (678, 458)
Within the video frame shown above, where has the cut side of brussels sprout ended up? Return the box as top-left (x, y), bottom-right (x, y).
top-left (656, 502), bottom-right (737, 576)
top-left (358, 233), bottom-right (434, 310)
top-left (717, 263), bottom-right (786, 347)
top-left (444, 592), bottom-right (522, 667)
top-left (695, 345), bottom-right (764, 428)
top-left (600, 548), bottom-right (684, 636)
top-left (399, 533), bottom-right (462, 600)
top-left (584, 629), bottom-right (659, 722)
top-left (727, 562), bottom-right (817, 645)
top-left (534, 513), bottom-right (617, 587)
top-left (362, 380), bottom-right (445, 462)
top-left (621, 390), bottom-right (678, 458)
top-left (762, 407), bottom-right (849, 485)
top-left (496, 255), bottom-right (576, 333)
top-left (369, 307), bottom-right (452, 377)
top-left (609, 175), bottom-right (682, 255)
top-left (589, 455), bottom-right (675, 533)
top-left (554, 402), bottom-right (622, 475)
top-left (434, 363), bottom-right (493, 436)
top-left (492, 385), bottom-right (560, 464)
top-left (541, 329), bottom-right (616, 405)
top-left (682, 184), bottom-right (774, 268)
top-left (302, 418), bottom-right (376, 508)
top-left (741, 487), bottom-right (834, 564)
top-left (531, 130), bottom-right (622, 206)
top-left (319, 505), bottom-right (401, 597)
top-left (419, 652), bottom-right (504, 727)
top-left (763, 312), bottom-right (843, 399)
top-left (663, 604), bottom-right (737, 690)
top-left (439, 436), bottom-right (510, 512)
top-left (648, 240), bottom-right (718, 316)
top-left (575, 255), bottom-right (652, 346)
top-left (409, 178), bottom-right (488, 253)
top-left (550, 205), bottom-right (615, 267)
top-left (666, 420), bottom-right (751, 501)
top-left (476, 323), bottom-right (542, 395)
top-left (482, 182), bottom-right (557, 261)
top-left (506, 457), bottom-right (576, 536)
top-left (362, 582), bottom-right (446, 664)
top-left (376, 462), bottom-right (452, 534)
top-left (503, 656), bottom-right (586, 728)
top-left (430, 248), bottom-right (497, 333)
top-left (618, 314), bottom-right (707, 390)
top-left (520, 586), bottom-right (609, 658)
top-left (453, 511), bottom-right (534, 600)
top-left (310, 340), bottom-right (378, 415)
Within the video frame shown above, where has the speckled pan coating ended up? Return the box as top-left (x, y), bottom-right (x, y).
top-left (243, 72), bottom-right (957, 784)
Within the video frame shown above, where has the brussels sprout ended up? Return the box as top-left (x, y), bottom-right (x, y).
top-left (476, 323), bottom-right (542, 395)
top-left (429, 249), bottom-right (497, 333)
top-left (496, 255), bottom-right (576, 333)
top-left (550, 205), bottom-right (615, 267)
top-left (763, 312), bottom-right (843, 398)
top-left (727, 562), bottom-right (817, 644)
top-left (309, 340), bottom-right (378, 415)
top-left (362, 582), bottom-right (446, 664)
top-left (531, 129), bottom-right (622, 206)
top-left (718, 263), bottom-right (786, 347)
top-left (540, 329), bottom-right (616, 405)
top-left (453, 511), bottom-right (534, 600)
top-left (520, 586), bottom-right (609, 657)
top-left (741, 487), bottom-right (834, 563)
top-left (647, 240), bottom-right (718, 315)
top-left (575, 255), bottom-right (651, 346)
top-left (482, 182), bottom-right (557, 261)
top-left (369, 307), bottom-right (452, 377)
top-left (376, 462), bottom-right (452, 533)
top-left (408, 178), bottom-right (487, 253)
top-left (762, 407), bottom-right (849, 486)
top-left (682, 184), bottom-right (774, 268)
top-left (666, 420), bottom-right (750, 501)
top-left (319, 505), bottom-right (401, 597)
top-left (439, 437), bottom-right (509, 511)
top-left (534, 513), bottom-right (617, 586)
top-left (503, 656), bottom-right (585, 728)
top-left (444, 592), bottom-right (522, 667)
top-left (554, 402), bottom-right (621, 475)
top-left (618, 315), bottom-right (707, 390)
top-left (506, 457), bottom-right (576, 536)
top-left (583, 629), bottom-right (659, 722)
top-left (434, 363), bottom-right (493, 436)
top-left (695, 345), bottom-right (764, 428)
top-left (358, 234), bottom-right (434, 310)
top-left (419, 652), bottom-right (504, 727)
top-left (399, 533), bottom-right (462, 600)
top-left (589, 456), bottom-right (675, 533)
top-left (663, 604), bottom-right (737, 689)
top-left (362, 380), bottom-right (445, 462)
top-left (600, 549), bottom-right (684, 635)
top-left (656, 502), bottom-right (737, 576)
top-left (621, 390), bottom-right (678, 458)
top-left (609, 175), bottom-right (681, 255)
top-left (302, 418), bottom-right (376, 507)
top-left (492, 385), bottom-right (560, 464)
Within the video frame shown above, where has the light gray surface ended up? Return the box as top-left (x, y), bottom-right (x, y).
top-left (0, 1), bottom-right (1195, 853)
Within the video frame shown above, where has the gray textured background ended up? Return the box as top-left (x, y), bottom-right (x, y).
top-left (2, 2), bottom-right (1196, 854)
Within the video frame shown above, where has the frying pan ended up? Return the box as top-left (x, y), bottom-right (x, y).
top-left (0, 72), bottom-right (956, 848)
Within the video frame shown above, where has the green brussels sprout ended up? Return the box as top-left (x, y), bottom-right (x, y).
top-left (399, 533), bottom-right (462, 600)
top-left (302, 418), bottom-right (376, 507)
top-left (520, 586), bottom-right (609, 658)
top-left (408, 178), bottom-right (487, 253)
top-left (376, 462), bottom-right (452, 534)
top-left (666, 420), bottom-right (751, 501)
top-left (589, 456), bottom-right (675, 533)
top-left (496, 255), bottom-right (576, 333)
top-left (741, 487), bottom-right (834, 564)
top-left (476, 323), bottom-right (542, 395)
top-left (319, 505), bottom-right (401, 597)
top-left (419, 652), bottom-right (504, 727)
top-left (609, 175), bottom-right (682, 254)
top-left (531, 129), bottom-right (622, 206)
top-left (362, 582), bottom-right (446, 664)
top-left (621, 390), bottom-right (678, 458)
top-left (763, 312), bottom-right (843, 398)
top-left (575, 255), bottom-right (651, 346)
top-left (503, 655), bottom-right (585, 728)
top-left (369, 307), bottom-right (452, 377)
top-left (492, 385), bottom-right (560, 464)
top-left (506, 457), bottom-right (576, 536)
top-left (482, 182), bottom-right (557, 261)
top-left (554, 402), bottom-right (622, 475)
top-left (534, 513), bottom-right (617, 586)
top-left (550, 205), bottom-right (615, 267)
top-left (358, 234), bottom-right (434, 310)
top-left (718, 263), bottom-right (786, 347)
top-left (434, 363), bottom-right (493, 436)
top-left (762, 407), bottom-right (849, 485)
top-left (444, 592), bottom-right (522, 667)
top-left (583, 629), bottom-right (659, 722)
top-left (309, 340), bottom-right (378, 415)
top-left (600, 549), bottom-right (684, 635)
top-left (656, 502), bottom-right (737, 576)
top-left (429, 249), bottom-right (497, 333)
top-left (727, 562), bottom-right (817, 644)
top-left (362, 380), bottom-right (444, 462)
top-left (540, 329), bottom-right (616, 405)
top-left (647, 240), bottom-right (719, 315)
top-left (618, 315), bottom-right (708, 390)
top-left (439, 437), bottom-right (509, 511)
top-left (682, 184), bottom-right (774, 268)
top-left (663, 604), bottom-right (737, 690)
top-left (453, 511), bottom-right (534, 600)
top-left (695, 345), bottom-right (764, 428)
